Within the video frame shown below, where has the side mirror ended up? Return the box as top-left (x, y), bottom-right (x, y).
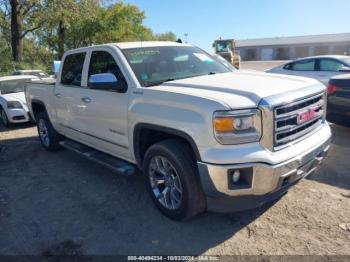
top-left (88, 73), bottom-right (127, 93)
top-left (339, 66), bottom-right (350, 73)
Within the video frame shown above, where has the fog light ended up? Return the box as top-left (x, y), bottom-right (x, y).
top-left (231, 170), bottom-right (241, 184)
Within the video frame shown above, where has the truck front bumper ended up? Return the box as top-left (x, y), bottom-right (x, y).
top-left (197, 137), bottom-right (331, 213)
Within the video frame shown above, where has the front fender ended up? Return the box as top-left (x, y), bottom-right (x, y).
top-left (127, 88), bottom-right (229, 162)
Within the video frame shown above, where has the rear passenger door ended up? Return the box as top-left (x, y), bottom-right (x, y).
top-left (73, 49), bottom-right (131, 160)
top-left (54, 52), bottom-right (87, 134)
top-left (317, 58), bottom-right (347, 85)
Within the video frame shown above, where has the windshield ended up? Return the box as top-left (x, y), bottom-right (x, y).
top-left (122, 46), bottom-right (231, 87)
top-left (0, 79), bottom-right (27, 94)
top-left (216, 41), bottom-right (232, 52)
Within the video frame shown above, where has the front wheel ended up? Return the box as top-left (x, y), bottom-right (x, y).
top-left (143, 139), bottom-right (206, 221)
top-left (36, 112), bottom-right (61, 151)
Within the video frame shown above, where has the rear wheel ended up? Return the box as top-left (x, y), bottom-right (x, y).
top-left (36, 112), bottom-right (61, 151)
top-left (143, 139), bottom-right (206, 221)
top-left (0, 108), bottom-right (11, 127)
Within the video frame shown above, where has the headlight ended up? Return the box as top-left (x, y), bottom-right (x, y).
top-left (213, 109), bottom-right (262, 145)
top-left (7, 101), bottom-right (23, 109)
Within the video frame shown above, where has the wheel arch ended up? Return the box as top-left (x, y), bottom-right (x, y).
top-left (133, 123), bottom-right (201, 168)
top-left (31, 99), bottom-right (47, 120)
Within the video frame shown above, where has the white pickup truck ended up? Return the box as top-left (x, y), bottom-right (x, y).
top-left (25, 41), bottom-right (331, 220)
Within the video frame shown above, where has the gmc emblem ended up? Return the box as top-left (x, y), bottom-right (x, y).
top-left (297, 107), bottom-right (319, 124)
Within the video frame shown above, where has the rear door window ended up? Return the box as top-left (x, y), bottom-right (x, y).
top-left (291, 59), bottom-right (315, 71)
top-left (61, 53), bottom-right (86, 86)
top-left (319, 59), bottom-right (344, 72)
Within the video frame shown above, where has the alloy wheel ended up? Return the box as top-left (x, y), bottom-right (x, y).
top-left (149, 156), bottom-right (183, 210)
top-left (38, 119), bottom-right (50, 147)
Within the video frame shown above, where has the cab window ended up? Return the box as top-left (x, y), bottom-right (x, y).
top-left (88, 51), bottom-right (126, 84)
top-left (61, 53), bottom-right (86, 86)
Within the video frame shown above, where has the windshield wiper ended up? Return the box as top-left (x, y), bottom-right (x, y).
top-left (145, 72), bottom-right (218, 87)
top-left (145, 78), bottom-right (176, 87)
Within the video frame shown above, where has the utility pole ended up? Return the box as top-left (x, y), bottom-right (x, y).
top-left (184, 33), bottom-right (188, 43)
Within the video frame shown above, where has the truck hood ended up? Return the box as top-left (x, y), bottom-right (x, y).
top-left (150, 71), bottom-right (321, 109)
top-left (1, 92), bottom-right (27, 105)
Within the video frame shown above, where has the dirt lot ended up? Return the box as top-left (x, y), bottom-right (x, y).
top-left (0, 121), bottom-right (349, 257)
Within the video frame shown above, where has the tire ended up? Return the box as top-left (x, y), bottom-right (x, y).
top-left (0, 107), bottom-right (11, 127)
top-left (36, 112), bottom-right (61, 151)
top-left (143, 139), bottom-right (206, 221)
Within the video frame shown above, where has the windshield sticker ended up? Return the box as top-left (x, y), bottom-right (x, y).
top-left (127, 50), bottom-right (161, 57)
top-left (141, 73), bottom-right (149, 80)
top-left (174, 55), bottom-right (189, 62)
top-left (193, 53), bottom-right (214, 64)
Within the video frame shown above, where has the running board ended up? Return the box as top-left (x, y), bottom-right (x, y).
top-left (59, 139), bottom-right (137, 176)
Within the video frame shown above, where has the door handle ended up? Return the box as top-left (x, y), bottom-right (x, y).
top-left (81, 97), bottom-right (92, 103)
top-left (55, 93), bottom-right (62, 98)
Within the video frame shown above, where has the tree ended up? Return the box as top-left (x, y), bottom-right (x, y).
top-left (5, 0), bottom-right (43, 62)
top-left (0, 0), bottom-right (177, 74)
top-left (39, 0), bottom-right (100, 59)
top-left (91, 2), bottom-right (155, 44)
top-left (154, 32), bottom-right (177, 42)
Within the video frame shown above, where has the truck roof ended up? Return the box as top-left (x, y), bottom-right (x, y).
top-left (64, 41), bottom-right (193, 54)
top-left (115, 41), bottom-right (192, 49)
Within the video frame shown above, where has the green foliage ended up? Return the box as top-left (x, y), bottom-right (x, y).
top-left (0, 36), bottom-right (54, 76)
top-left (0, 0), bottom-right (176, 75)
top-left (154, 32), bottom-right (177, 42)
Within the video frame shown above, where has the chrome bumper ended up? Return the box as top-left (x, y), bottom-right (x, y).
top-left (198, 137), bottom-right (331, 198)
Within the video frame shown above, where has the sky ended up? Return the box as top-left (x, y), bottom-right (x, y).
top-left (122, 0), bottom-right (350, 53)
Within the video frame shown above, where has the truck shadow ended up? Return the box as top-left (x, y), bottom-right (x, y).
top-left (0, 135), bottom-right (278, 256)
top-left (306, 123), bottom-right (350, 190)
top-left (0, 122), bottom-right (36, 133)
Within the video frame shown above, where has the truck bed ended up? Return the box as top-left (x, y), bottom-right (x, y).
top-left (25, 79), bottom-right (56, 121)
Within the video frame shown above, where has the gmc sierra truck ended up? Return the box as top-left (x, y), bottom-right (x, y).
top-left (25, 42), bottom-right (331, 220)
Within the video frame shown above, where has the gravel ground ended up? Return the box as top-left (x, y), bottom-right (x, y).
top-left (0, 122), bottom-right (349, 258)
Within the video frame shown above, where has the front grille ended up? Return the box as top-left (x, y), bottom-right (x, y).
top-left (274, 93), bottom-right (324, 148)
top-left (12, 115), bottom-right (25, 121)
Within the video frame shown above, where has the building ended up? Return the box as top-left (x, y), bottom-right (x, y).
top-left (236, 33), bottom-right (350, 61)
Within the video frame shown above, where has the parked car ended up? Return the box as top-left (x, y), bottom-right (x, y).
top-left (25, 42), bottom-right (331, 220)
top-left (12, 70), bottom-right (50, 78)
top-left (327, 74), bottom-right (350, 124)
top-left (267, 55), bottom-right (350, 85)
top-left (0, 75), bottom-right (39, 126)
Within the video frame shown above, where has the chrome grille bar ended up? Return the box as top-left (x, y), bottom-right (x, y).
top-left (274, 93), bottom-right (324, 148)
